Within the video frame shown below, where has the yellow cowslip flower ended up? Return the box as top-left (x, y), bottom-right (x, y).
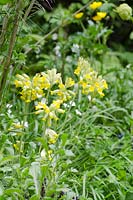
top-left (95, 81), bottom-right (100, 88)
top-left (92, 12), bottom-right (107, 21)
top-left (35, 102), bottom-right (50, 114)
top-left (13, 143), bottom-right (20, 151)
top-left (65, 78), bottom-right (75, 88)
top-left (74, 12), bottom-right (84, 19)
top-left (14, 73), bottom-right (45, 103)
top-left (15, 69), bottom-right (61, 103)
top-left (79, 80), bottom-right (88, 89)
top-left (89, 2), bottom-right (102, 10)
top-left (51, 78), bottom-right (75, 102)
top-left (75, 57), bottom-right (108, 97)
top-left (33, 74), bottom-right (50, 90)
top-left (41, 149), bottom-right (53, 160)
top-left (59, 83), bottom-right (65, 90)
top-left (89, 85), bottom-right (95, 92)
top-left (97, 88), bottom-right (105, 97)
top-left (48, 150), bottom-right (53, 160)
top-left (13, 141), bottom-right (23, 152)
top-left (45, 128), bottom-right (58, 144)
top-left (35, 100), bottom-right (65, 126)
top-left (52, 100), bottom-right (63, 109)
top-left (43, 69), bottom-right (61, 86)
top-left (74, 66), bottom-right (81, 75)
top-left (84, 74), bottom-right (92, 81)
top-left (103, 80), bottom-right (108, 89)
top-left (14, 74), bottom-right (30, 88)
top-left (12, 123), bottom-right (23, 129)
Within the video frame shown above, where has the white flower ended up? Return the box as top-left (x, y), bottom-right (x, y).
top-left (75, 109), bottom-right (82, 116)
top-left (54, 45), bottom-right (61, 57)
top-left (41, 149), bottom-right (46, 159)
top-left (87, 95), bottom-right (92, 101)
top-left (71, 44), bottom-right (80, 54)
top-left (24, 121), bottom-right (28, 128)
top-left (66, 56), bottom-right (72, 63)
top-left (52, 33), bottom-right (58, 40)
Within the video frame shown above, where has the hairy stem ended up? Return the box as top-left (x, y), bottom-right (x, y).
top-left (0, 0), bottom-right (22, 104)
top-left (0, 13), bottom-right (9, 49)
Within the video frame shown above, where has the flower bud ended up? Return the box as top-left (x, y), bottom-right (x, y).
top-left (117, 3), bottom-right (132, 20)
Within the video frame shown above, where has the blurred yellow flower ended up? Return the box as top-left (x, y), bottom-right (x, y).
top-left (45, 128), bottom-right (58, 144)
top-left (74, 66), bottom-right (81, 75)
top-left (41, 149), bottom-right (53, 160)
top-left (12, 122), bottom-right (23, 129)
top-left (75, 57), bottom-right (108, 97)
top-left (92, 12), bottom-right (107, 21)
top-left (74, 12), bottom-right (84, 19)
top-left (13, 141), bottom-right (23, 152)
top-left (89, 2), bottom-right (102, 10)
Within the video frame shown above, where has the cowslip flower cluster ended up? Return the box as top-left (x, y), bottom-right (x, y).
top-left (45, 128), bottom-right (58, 144)
top-left (74, 57), bottom-right (108, 97)
top-left (14, 73), bottom-right (50, 103)
top-left (51, 77), bottom-right (75, 101)
top-left (15, 58), bottom-right (108, 155)
top-left (35, 99), bottom-right (65, 126)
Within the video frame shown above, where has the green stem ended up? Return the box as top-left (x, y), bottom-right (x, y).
top-left (0, 0), bottom-right (22, 106)
top-left (0, 12), bottom-right (9, 50)
top-left (19, 102), bottom-right (29, 160)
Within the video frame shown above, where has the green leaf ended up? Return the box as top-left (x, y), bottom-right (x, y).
top-left (0, 182), bottom-right (4, 196)
top-left (0, 0), bottom-right (12, 5)
top-left (29, 194), bottom-right (40, 200)
top-left (29, 162), bottom-right (41, 195)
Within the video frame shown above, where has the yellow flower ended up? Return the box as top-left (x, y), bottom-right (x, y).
top-left (79, 80), bottom-right (87, 89)
top-left (12, 123), bottom-right (23, 129)
top-left (59, 83), bottom-right (65, 90)
top-left (97, 88), bottom-right (105, 97)
top-left (103, 80), bottom-right (108, 89)
top-left (52, 78), bottom-right (75, 102)
top-left (65, 77), bottom-right (75, 88)
top-left (75, 57), bottom-right (108, 97)
top-left (35, 100), bottom-right (65, 126)
top-left (92, 12), bottom-right (107, 21)
top-left (48, 150), bottom-right (53, 160)
top-left (13, 141), bottom-right (23, 152)
top-left (35, 102), bottom-right (50, 114)
top-left (41, 149), bottom-right (53, 160)
top-left (74, 12), bottom-right (84, 19)
top-left (89, 85), bottom-right (95, 92)
top-left (52, 100), bottom-right (63, 109)
top-left (74, 66), bottom-right (81, 75)
top-left (45, 128), bottom-right (58, 144)
top-left (89, 2), bottom-right (102, 10)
